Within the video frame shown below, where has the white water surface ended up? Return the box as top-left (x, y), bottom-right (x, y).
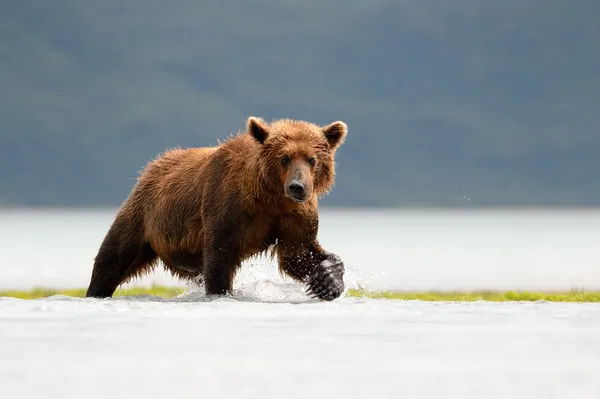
top-left (1, 293), bottom-right (599, 399)
top-left (0, 208), bottom-right (599, 292)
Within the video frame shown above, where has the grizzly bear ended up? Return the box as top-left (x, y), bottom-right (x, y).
top-left (85, 116), bottom-right (348, 301)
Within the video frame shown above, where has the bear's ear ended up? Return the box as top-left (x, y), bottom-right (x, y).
top-left (322, 121), bottom-right (347, 150)
top-left (247, 116), bottom-right (269, 144)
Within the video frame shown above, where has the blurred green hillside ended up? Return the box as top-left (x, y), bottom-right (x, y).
top-left (1, 1), bottom-right (598, 207)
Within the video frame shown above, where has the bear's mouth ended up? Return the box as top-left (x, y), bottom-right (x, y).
top-left (286, 189), bottom-right (307, 203)
top-left (288, 195), bottom-right (306, 203)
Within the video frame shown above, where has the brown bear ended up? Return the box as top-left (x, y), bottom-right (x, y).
top-left (85, 116), bottom-right (348, 301)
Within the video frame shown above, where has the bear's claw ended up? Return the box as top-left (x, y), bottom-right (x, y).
top-left (306, 257), bottom-right (345, 301)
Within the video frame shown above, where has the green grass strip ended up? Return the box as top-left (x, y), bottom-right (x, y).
top-left (1, 286), bottom-right (600, 302)
top-left (0, 286), bottom-right (186, 300)
top-left (346, 288), bottom-right (600, 302)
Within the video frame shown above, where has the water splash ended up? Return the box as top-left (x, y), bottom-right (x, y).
top-left (174, 257), bottom-right (367, 303)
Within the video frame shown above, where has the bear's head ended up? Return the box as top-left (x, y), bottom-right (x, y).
top-left (247, 116), bottom-right (347, 204)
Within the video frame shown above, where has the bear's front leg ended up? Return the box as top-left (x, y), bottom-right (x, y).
top-left (203, 234), bottom-right (241, 296)
top-left (306, 252), bottom-right (345, 301)
top-left (277, 242), bottom-right (345, 301)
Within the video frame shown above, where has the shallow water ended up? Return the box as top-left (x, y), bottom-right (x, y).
top-left (1, 293), bottom-right (599, 399)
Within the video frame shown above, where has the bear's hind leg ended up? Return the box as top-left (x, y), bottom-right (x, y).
top-left (86, 218), bottom-right (157, 298)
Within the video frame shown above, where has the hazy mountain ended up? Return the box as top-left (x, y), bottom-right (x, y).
top-left (1, 0), bottom-right (598, 207)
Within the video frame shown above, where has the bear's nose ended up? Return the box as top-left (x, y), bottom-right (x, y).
top-left (288, 180), bottom-right (306, 200)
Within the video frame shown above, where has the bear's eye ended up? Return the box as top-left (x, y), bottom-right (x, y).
top-left (306, 156), bottom-right (316, 167)
top-left (281, 155), bottom-right (291, 167)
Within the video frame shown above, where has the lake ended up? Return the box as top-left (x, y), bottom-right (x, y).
top-left (1, 208), bottom-right (599, 292)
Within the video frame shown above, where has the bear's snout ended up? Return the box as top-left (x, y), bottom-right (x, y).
top-left (287, 180), bottom-right (307, 202)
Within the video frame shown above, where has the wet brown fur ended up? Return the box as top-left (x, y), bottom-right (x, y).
top-left (86, 117), bottom-right (347, 298)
